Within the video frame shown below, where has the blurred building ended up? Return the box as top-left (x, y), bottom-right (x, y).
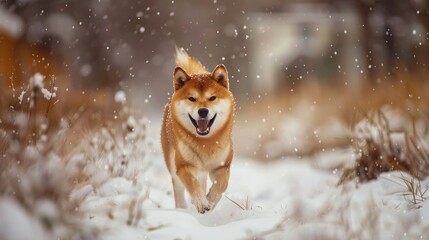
top-left (248, 2), bottom-right (361, 93)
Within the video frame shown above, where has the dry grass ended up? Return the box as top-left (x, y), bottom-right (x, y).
top-left (225, 195), bottom-right (252, 211)
top-left (339, 107), bottom-right (429, 185)
top-left (399, 176), bottom-right (428, 208)
top-left (384, 173), bottom-right (429, 209)
top-left (0, 79), bottom-right (100, 239)
top-left (0, 73), bottom-right (150, 239)
top-left (236, 74), bottom-right (429, 159)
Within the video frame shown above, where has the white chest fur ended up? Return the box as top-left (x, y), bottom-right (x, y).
top-left (177, 141), bottom-right (230, 170)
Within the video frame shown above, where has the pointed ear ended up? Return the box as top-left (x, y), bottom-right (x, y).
top-left (211, 64), bottom-right (229, 89)
top-left (173, 67), bottom-right (190, 91)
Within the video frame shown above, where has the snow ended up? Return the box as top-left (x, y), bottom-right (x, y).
top-left (114, 90), bottom-right (127, 104)
top-left (1, 1), bottom-right (429, 238)
top-left (0, 198), bottom-right (45, 240)
top-left (40, 88), bottom-right (56, 100)
top-left (72, 136), bottom-right (429, 239)
top-left (80, 64), bottom-right (93, 77)
top-left (18, 90), bottom-right (27, 104)
top-left (18, 73), bottom-right (57, 104)
top-left (0, 6), bottom-right (24, 39)
top-left (1, 110), bottom-right (429, 239)
top-left (30, 73), bottom-right (45, 89)
top-left (2, 103), bottom-right (428, 239)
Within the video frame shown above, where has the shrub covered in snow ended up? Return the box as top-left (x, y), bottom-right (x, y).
top-left (0, 111), bottom-right (98, 239)
top-left (340, 106), bottom-right (429, 184)
top-left (0, 80), bottom-right (152, 239)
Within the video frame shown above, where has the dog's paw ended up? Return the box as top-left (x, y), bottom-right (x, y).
top-left (207, 200), bottom-right (218, 210)
top-left (192, 197), bottom-right (211, 214)
top-left (206, 192), bottom-right (222, 209)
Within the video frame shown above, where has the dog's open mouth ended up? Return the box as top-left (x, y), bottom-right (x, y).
top-left (189, 114), bottom-right (217, 136)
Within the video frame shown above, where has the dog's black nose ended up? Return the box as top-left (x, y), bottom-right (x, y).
top-left (198, 108), bottom-right (209, 118)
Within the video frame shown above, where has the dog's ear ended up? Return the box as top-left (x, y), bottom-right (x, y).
top-left (173, 67), bottom-right (190, 91)
top-left (211, 64), bottom-right (229, 89)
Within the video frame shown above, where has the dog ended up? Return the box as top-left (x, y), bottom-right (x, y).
top-left (161, 48), bottom-right (235, 213)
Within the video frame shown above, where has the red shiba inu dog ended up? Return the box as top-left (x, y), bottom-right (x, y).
top-left (161, 48), bottom-right (235, 213)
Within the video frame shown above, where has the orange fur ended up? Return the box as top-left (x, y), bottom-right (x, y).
top-left (174, 47), bottom-right (207, 75)
top-left (161, 48), bottom-right (235, 213)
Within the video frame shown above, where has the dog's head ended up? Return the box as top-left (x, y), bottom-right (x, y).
top-left (171, 65), bottom-right (234, 137)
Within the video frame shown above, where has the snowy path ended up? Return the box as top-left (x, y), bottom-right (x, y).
top-left (76, 144), bottom-right (429, 239)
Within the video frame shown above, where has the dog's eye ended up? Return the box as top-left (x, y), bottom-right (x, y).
top-left (209, 96), bottom-right (217, 101)
top-left (188, 97), bottom-right (196, 102)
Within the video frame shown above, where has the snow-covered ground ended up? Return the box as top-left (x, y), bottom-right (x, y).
top-left (1, 111), bottom-right (429, 240)
top-left (73, 120), bottom-right (429, 240)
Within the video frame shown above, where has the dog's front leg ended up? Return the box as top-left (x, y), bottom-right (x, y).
top-left (176, 165), bottom-right (211, 213)
top-left (207, 164), bottom-right (230, 209)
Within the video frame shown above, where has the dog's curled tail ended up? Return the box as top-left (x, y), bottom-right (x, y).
top-left (175, 47), bottom-right (207, 75)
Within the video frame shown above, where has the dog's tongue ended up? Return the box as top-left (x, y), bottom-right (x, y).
top-left (197, 119), bottom-right (209, 133)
